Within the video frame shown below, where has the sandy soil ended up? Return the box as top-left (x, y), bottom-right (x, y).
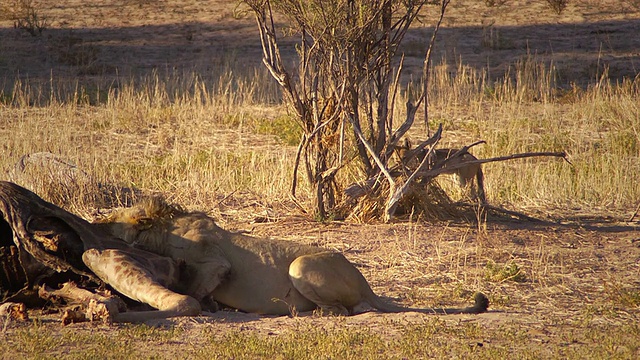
top-left (3, 210), bottom-right (640, 355)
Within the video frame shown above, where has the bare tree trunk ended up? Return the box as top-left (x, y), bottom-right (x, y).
top-left (244, 0), bottom-right (431, 219)
top-left (374, 1), bottom-right (392, 156)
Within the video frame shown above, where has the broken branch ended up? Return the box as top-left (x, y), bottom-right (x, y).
top-left (416, 151), bottom-right (569, 180)
top-left (384, 124), bottom-right (443, 221)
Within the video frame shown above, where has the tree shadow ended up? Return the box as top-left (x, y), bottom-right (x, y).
top-left (1, 17), bottom-right (639, 96)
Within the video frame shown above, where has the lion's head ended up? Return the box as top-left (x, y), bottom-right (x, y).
top-left (96, 197), bottom-right (185, 243)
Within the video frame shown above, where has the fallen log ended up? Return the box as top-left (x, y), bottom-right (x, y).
top-left (346, 151), bottom-right (568, 201)
top-left (414, 151), bottom-right (570, 179)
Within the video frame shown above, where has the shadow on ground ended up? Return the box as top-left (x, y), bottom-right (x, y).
top-left (1, 17), bottom-right (639, 94)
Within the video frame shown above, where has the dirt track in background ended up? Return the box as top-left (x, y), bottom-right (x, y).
top-left (1, 1), bottom-right (639, 86)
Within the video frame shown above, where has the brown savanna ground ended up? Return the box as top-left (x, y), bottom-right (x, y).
top-left (1, 1), bottom-right (640, 358)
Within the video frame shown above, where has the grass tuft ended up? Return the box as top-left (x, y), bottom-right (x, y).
top-left (484, 260), bottom-right (527, 283)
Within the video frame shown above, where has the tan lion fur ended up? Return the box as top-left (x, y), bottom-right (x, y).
top-left (99, 197), bottom-right (489, 316)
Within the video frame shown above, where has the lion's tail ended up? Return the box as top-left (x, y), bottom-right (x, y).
top-left (366, 291), bottom-right (489, 315)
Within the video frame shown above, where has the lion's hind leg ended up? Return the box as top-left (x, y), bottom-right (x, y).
top-left (288, 251), bottom-right (368, 315)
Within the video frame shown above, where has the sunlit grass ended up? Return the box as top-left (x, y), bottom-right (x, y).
top-left (1, 55), bottom-right (638, 217)
top-left (2, 318), bottom-right (638, 359)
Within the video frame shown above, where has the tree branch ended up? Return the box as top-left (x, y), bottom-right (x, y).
top-left (348, 114), bottom-right (396, 189)
top-left (343, 123), bottom-right (444, 201)
top-left (416, 151), bottom-right (570, 180)
top-left (384, 124), bottom-right (443, 221)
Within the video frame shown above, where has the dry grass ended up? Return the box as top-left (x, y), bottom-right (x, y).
top-left (2, 218), bottom-right (638, 358)
top-left (411, 57), bottom-right (640, 217)
top-left (1, 1), bottom-right (638, 219)
top-left (4, 55), bottom-right (638, 219)
top-left (1, 67), bottom-right (298, 215)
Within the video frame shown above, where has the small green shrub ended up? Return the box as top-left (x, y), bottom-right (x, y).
top-left (604, 282), bottom-right (640, 308)
top-left (255, 115), bottom-right (302, 146)
top-left (546, 0), bottom-right (568, 14)
top-left (484, 0), bottom-right (507, 6)
top-left (485, 260), bottom-right (527, 283)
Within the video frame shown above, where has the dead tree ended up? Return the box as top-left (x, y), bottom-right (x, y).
top-left (244, 1), bottom-right (569, 222)
top-left (244, 0), bottom-right (448, 220)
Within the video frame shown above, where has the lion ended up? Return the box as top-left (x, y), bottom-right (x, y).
top-left (396, 138), bottom-right (486, 204)
top-left (96, 198), bottom-right (489, 316)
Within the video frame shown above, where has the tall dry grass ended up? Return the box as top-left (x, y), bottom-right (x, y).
top-left (0, 64), bottom-right (298, 216)
top-left (1, 54), bottom-right (638, 219)
top-left (417, 56), bottom-right (639, 216)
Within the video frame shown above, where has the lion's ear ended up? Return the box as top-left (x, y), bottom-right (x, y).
top-left (135, 217), bottom-right (153, 230)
